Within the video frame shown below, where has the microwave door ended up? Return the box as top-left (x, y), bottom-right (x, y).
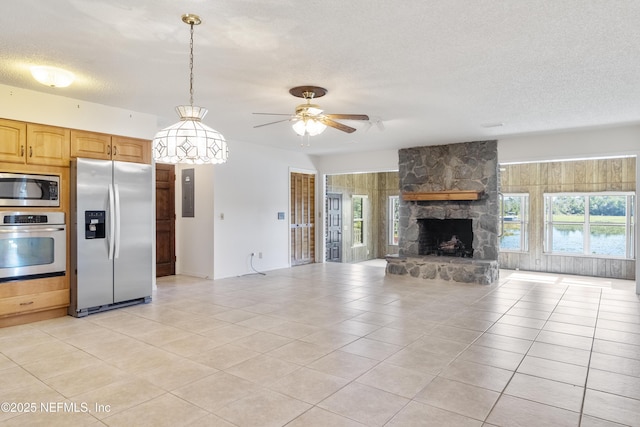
top-left (0, 174), bottom-right (58, 207)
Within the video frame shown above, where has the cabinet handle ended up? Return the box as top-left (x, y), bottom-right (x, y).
top-left (21, 145), bottom-right (24, 156)
top-left (107, 145), bottom-right (111, 155)
top-left (113, 146), bottom-right (118, 156)
top-left (29, 146), bottom-right (33, 157)
top-left (20, 301), bottom-right (34, 306)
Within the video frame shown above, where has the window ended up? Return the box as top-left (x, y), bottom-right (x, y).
top-left (353, 195), bottom-right (366, 246)
top-left (544, 192), bottom-right (635, 258)
top-left (500, 193), bottom-right (529, 252)
top-left (389, 196), bottom-right (400, 245)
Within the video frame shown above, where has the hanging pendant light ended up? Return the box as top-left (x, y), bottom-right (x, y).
top-left (153, 14), bottom-right (228, 164)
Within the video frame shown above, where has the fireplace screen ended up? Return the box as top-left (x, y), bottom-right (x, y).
top-left (418, 219), bottom-right (473, 257)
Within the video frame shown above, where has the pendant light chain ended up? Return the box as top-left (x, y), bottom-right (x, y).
top-left (189, 21), bottom-right (195, 107)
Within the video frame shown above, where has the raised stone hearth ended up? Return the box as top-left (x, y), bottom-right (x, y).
top-left (386, 255), bottom-right (498, 285)
top-left (387, 140), bottom-right (500, 285)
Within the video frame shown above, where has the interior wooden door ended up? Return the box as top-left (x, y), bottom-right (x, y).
top-left (290, 172), bottom-right (315, 266)
top-left (325, 193), bottom-right (342, 262)
top-left (156, 163), bottom-right (176, 277)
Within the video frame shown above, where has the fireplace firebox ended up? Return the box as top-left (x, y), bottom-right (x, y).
top-left (418, 219), bottom-right (473, 257)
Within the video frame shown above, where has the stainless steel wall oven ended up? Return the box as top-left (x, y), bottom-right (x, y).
top-left (0, 212), bottom-right (66, 282)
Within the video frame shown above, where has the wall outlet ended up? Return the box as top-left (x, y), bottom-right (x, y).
top-left (259, 252), bottom-right (263, 259)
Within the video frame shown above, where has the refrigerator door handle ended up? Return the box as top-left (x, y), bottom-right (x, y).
top-left (108, 183), bottom-right (115, 260)
top-left (114, 183), bottom-right (121, 259)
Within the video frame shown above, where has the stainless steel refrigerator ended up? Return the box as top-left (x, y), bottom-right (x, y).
top-left (69, 158), bottom-right (153, 317)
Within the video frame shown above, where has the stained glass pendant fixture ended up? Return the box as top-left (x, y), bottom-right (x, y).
top-left (153, 14), bottom-right (228, 164)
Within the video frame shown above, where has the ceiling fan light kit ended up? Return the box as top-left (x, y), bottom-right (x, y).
top-left (153, 13), bottom-right (228, 165)
top-left (254, 85), bottom-right (370, 139)
top-left (292, 118), bottom-right (326, 136)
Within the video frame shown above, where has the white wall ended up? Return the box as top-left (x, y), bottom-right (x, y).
top-left (312, 149), bottom-right (399, 174)
top-left (210, 140), bottom-right (316, 279)
top-left (0, 84), bottom-right (157, 138)
top-left (314, 125), bottom-right (640, 173)
top-left (498, 125), bottom-right (640, 163)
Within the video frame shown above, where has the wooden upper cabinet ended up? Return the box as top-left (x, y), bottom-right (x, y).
top-left (1, 119), bottom-right (151, 166)
top-left (70, 129), bottom-right (112, 160)
top-left (0, 119), bottom-right (73, 167)
top-left (26, 124), bottom-right (71, 167)
top-left (71, 131), bottom-right (151, 164)
top-left (0, 118), bottom-right (27, 165)
top-left (111, 136), bottom-right (151, 164)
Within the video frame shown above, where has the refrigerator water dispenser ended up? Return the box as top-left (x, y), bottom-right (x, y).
top-left (85, 210), bottom-right (105, 239)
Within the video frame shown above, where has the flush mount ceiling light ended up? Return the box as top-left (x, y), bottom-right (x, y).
top-left (153, 13), bottom-right (228, 165)
top-left (30, 66), bottom-right (75, 88)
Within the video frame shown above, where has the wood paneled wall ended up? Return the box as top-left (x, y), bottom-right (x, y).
top-left (326, 172), bottom-right (399, 263)
top-left (500, 157), bottom-right (636, 279)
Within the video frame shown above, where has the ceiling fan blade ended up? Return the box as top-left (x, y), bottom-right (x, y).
top-left (320, 118), bottom-right (357, 133)
top-left (253, 118), bottom-right (294, 128)
top-left (252, 112), bottom-right (293, 116)
top-left (325, 114), bottom-right (369, 121)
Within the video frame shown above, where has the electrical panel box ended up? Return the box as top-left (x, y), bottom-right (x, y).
top-left (182, 168), bottom-right (194, 218)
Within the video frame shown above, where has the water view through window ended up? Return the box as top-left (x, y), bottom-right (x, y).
top-left (545, 193), bottom-right (634, 258)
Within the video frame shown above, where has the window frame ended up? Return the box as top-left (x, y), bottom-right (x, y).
top-left (543, 192), bottom-right (635, 259)
top-left (499, 193), bottom-right (529, 253)
top-left (352, 195), bottom-right (367, 247)
top-left (388, 195), bottom-right (400, 246)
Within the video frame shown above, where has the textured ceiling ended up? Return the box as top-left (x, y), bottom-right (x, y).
top-left (2, 0), bottom-right (640, 155)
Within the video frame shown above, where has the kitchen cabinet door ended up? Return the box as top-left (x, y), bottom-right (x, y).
top-left (71, 130), bottom-right (112, 160)
top-left (0, 118), bottom-right (27, 165)
top-left (26, 124), bottom-right (70, 167)
top-left (111, 135), bottom-right (151, 164)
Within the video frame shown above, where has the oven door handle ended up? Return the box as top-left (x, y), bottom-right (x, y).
top-left (108, 183), bottom-right (115, 260)
top-left (0, 227), bottom-right (65, 233)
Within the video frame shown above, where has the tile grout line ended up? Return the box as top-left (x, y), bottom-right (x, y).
top-left (577, 287), bottom-right (602, 427)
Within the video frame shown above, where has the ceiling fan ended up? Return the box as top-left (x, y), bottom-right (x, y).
top-left (253, 86), bottom-right (369, 136)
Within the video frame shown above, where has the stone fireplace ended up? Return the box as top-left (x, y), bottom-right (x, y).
top-left (386, 140), bottom-right (499, 284)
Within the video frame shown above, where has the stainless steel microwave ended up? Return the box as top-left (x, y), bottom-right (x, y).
top-left (0, 173), bottom-right (60, 207)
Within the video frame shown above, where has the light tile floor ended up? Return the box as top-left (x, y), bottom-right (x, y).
top-left (1, 264), bottom-right (639, 426)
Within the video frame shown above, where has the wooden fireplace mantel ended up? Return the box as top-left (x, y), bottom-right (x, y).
top-left (401, 190), bottom-right (484, 201)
